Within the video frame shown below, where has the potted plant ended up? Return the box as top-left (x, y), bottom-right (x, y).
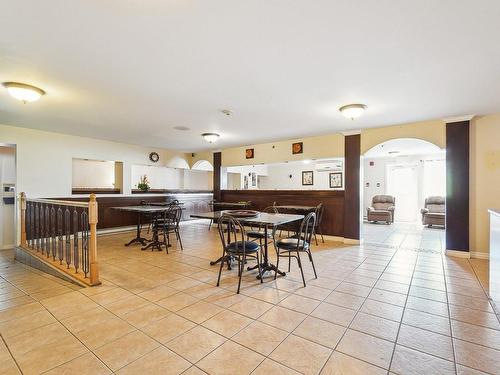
top-left (137, 175), bottom-right (150, 192)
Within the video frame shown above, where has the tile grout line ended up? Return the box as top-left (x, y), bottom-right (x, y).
top-left (0, 333), bottom-right (24, 375)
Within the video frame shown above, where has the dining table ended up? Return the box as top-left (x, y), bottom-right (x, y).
top-left (191, 210), bottom-right (304, 278)
top-left (111, 205), bottom-right (180, 251)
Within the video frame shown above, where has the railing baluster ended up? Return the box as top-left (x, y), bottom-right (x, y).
top-left (40, 204), bottom-right (45, 255)
top-left (45, 205), bottom-right (50, 257)
top-left (81, 209), bottom-right (89, 278)
top-left (57, 207), bottom-right (63, 265)
top-left (35, 203), bottom-right (40, 251)
top-left (73, 208), bottom-right (79, 273)
top-left (51, 206), bottom-right (56, 260)
top-left (65, 208), bottom-right (71, 269)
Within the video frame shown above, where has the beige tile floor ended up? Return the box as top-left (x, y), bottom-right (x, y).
top-left (0, 220), bottom-right (498, 375)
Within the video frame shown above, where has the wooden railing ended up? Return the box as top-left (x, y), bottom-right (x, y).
top-left (19, 192), bottom-right (100, 286)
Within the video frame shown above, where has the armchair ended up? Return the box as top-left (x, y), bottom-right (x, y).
top-left (367, 195), bottom-right (395, 224)
top-left (421, 196), bottom-right (445, 227)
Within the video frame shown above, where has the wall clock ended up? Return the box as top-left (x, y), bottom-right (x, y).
top-left (149, 152), bottom-right (160, 163)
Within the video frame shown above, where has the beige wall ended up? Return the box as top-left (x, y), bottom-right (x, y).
top-left (470, 115), bottom-right (500, 255)
top-left (0, 124), bottom-right (191, 197)
top-left (219, 134), bottom-right (344, 167)
top-left (361, 119), bottom-right (445, 154)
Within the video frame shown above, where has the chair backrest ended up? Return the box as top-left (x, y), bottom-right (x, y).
top-left (263, 206), bottom-right (278, 214)
top-left (314, 203), bottom-right (324, 228)
top-left (371, 195), bottom-right (395, 210)
top-left (298, 212), bottom-right (316, 249)
top-left (425, 196), bottom-right (445, 213)
top-left (217, 214), bottom-right (246, 252)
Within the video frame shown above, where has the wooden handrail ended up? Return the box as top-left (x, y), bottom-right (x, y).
top-left (18, 192), bottom-right (100, 287)
top-left (26, 197), bottom-right (90, 208)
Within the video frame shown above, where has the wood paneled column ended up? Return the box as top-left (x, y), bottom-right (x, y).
top-left (446, 120), bottom-right (470, 253)
top-left (213, 152), bottom-right (222, 201)
top-left (343, 133), bottom-right (361, 241)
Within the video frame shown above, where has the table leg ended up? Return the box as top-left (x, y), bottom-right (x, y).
top-left (125, 212), bottom-right (149, 246)
top-left (141, 213), bottom-right (165, 251)
top-left (247, 225), bottom-right (286, 278)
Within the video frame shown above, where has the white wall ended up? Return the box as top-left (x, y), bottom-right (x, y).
top-left (183, 170), bottom-right (213, 190)
top-left (0, 124), bottom-right (191, 197)
top-left (0, 146), bottom-right (16, 248)
top-left (363, 154), bottom-right (445, 219)
top-left (72, 159), bottom-right (116, 188)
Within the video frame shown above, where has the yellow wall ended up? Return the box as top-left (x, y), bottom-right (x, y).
top-left (470, 115), bottom-right (500, 255)
top-left (361, 119), bottom-right (445, 154)
top-left (219, 134), bottom-right (345, 167)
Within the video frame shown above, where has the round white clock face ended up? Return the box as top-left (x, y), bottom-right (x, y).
top-left (149, 152), bottom-right (160, 163)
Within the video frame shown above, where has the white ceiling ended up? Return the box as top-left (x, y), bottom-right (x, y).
top-left (1, 1), bottom-right (500, 152)
top-left (365, 138), bottom-right (444, 158)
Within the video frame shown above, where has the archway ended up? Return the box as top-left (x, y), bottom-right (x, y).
top-left (362, 138), bottom-right (446, 252)
top-left (191, 159), bottom-right (214, 171)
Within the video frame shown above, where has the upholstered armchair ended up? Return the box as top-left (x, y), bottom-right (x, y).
top-left (367, 195), bottom-right (395, 224)
top-left (421, 196), bottom-right (445, 227)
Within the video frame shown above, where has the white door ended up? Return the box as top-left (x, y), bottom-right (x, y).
top-left (387, 165), bottom-right (418, 222)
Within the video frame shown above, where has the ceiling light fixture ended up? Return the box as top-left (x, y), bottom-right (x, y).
top-left (3, 82), bottom-right (45, 103)
top-left (339, 104), bottom-right (367, 120)
top-left (201, 133), bottom-right (220, 143)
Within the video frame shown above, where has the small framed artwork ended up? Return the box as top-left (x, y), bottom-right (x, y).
top-left (251, 172), bottom-right (257, 187)
top-left (292, 142), bottom-right (303, 154)
top-left (245, 148), bottom-right (254, 159)
top-left (329, 172), bottom-right (343, 188)
top-left (302, 171), bottom-right (314, 186)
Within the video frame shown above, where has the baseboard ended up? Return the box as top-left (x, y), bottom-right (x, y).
top-left (445, 249), bottom-right (470, 258)
top-left (344, 238), bottom-right (361, 245)
top-left (0, 244), bottom-right (14, 250)
top-left (97, 226), bottom-right (136, 236)
top-left (470, 251), bottom-right (489, 260)
top-left (323, 235), bottom-right (344, 242)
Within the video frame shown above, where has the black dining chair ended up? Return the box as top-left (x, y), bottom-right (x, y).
top-left (156, 204), bottom-right (184, 252)
top-left (312, 203), bottom-right (325, 245)
top-left (217, 214), bottom-right (263, 294)
top-left (274, 212), bottom-right (317, 287)
top-left (247, 206), bottom-right (278, 248)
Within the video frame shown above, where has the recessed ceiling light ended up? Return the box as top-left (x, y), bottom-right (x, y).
top-left (173, 126), bottom-right (190, 131)
top-left (339, 104), bottom-right (367, 120)
top-left (3, 82), bottom-right (45, 103)
top-left (201, 133), bottom-right (220, 143)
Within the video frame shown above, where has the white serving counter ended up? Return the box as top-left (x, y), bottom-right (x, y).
top-left (489, 209), bottom-right (500, 311)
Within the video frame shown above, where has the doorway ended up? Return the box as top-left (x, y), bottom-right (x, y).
top-left (387, 164), bottom-right (418, 222)
top-left (362, 138), bottom-right (446, 252)
top-left (0, 145), bottom-right (16, 250)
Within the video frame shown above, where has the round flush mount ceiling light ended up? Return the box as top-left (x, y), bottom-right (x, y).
top-left (201, 133), bottom-right (220, 143)
top-left (339, 104), bottom-right (367, 120)
top-left (3, 82), bottom-right (46, 103)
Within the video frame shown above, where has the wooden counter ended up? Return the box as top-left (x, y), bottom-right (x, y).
top-left (489, 209), bottom-right (500, 311)
top-left (49, 192), bottom-right (213, 229)
top-left (220, 190), bottom-right (345, 236)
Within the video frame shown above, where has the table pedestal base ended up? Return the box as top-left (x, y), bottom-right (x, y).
top-left (125, 237), bottom-right (149, 247)
top-left (248, 262), bottom-right (286, 278)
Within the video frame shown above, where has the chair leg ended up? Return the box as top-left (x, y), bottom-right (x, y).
top-left (288, 255), bottom-right (291, 272)
top-left (314, 232), bottom-right (318, 246)
top-left (274, 251), bottom-right (280, 280)
top-left (208, 219), bottom-right (212, 231)
top-left (319, 227), bottom-right (325, 243)
top-left (176, 229), bottom-right (184, 251)
top-left (237, 254), bottom-right (245, 294)
top-left (216, 250), bottom-right (225, 287)
top-left (297, 251), bottom-right (306, 287)
top-left (308, 249), bottom-right (318, 279)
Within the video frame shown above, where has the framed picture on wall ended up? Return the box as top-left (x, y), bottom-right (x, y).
top-left (245, 148), bottom-right (254, 159)
top-left (329, 172), bottom-right (343, 188)
top-left (292, 142), bottom-right (303, 154)
top-left (302, 171), bottom-right (314, 185)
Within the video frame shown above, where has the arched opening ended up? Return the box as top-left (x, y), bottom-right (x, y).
top-left (362, 138), bottom-right (446, 252)
top-left (191, 159), bottom-right (214, 171)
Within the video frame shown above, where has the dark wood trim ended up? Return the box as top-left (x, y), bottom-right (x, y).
top-left (220, 190), bottom-right (345, 236)
top-left (344, 134), bottom-right (361, 240)
top-left (131, 189), bottom-right (213, 194)
top-left (213, 152), bottom-right (222, 201)
top-left (446, 120), bottom-right (470, 252)
top-left (72, 188), bottom-right (121, 195)
top-left (49, 193), bottom-right (213, 230)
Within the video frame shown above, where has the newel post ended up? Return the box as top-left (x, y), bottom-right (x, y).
top-left (20, 192), bottom-right (27, 247)
top-left (88, 193), bottom-right (100, 285)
